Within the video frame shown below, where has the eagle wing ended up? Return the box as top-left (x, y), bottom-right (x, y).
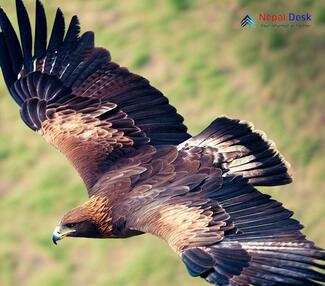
top-left (108, 145), bottom-right (325, 285)
top-left (0, 0), bottom-right (190, 189)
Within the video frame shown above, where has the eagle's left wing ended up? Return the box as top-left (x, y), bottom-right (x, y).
top-left (0, 0), bottom-right (190, 190)
top-left (126, 172), bottom-right (325, 285)
top-left (113, 145), bottom-right (325, 286)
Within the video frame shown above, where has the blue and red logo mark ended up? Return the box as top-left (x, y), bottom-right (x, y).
top-left (241, 15), bottom-right (255, 28)
top-left (241, 13), bottom-right (312, 28)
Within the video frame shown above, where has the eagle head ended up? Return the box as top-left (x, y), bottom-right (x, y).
top-left (52, 196), bottom-right (112, 244)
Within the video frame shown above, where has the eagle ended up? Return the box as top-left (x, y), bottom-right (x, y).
top-left (0, 1), bottom-right (324, 285)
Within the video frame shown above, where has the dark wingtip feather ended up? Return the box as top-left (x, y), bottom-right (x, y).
top-left (34, 0), bottom-right (47, 58)
top-left (0, 7), bottom-right (23, 76)
top-left (63, 15), bottom-right (80, 46)
top-left (48, 8), bottom-right (65, 52)
top-left (0, 32), bottom-right (16, 88)
top-left (16, 0), bottom-right (32, 70)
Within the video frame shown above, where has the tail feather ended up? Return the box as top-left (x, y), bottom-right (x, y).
top-left (180, 116), bottom-right (292, 186)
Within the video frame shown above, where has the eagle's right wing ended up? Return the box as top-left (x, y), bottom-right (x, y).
top-left (0, 0), bottom-right (190, 190)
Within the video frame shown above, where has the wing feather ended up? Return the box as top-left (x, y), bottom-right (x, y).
top-left (47, 8), bottom-right (65, 53)
top-left (0, 9), bottom-right (23, 78)
top-left (104, 145), bottom-right (324, 285)
top-left (16, 0), bottom-right (32, 69)
top-left (34, 0), bottom-right (47, 59)
top-left (0, 32), bottom-right (17, 90)
top-left (0, 1), bottom-right (190, 191)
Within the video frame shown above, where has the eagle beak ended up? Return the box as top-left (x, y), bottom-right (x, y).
top-left (52, 225), bottom-right (75, 245)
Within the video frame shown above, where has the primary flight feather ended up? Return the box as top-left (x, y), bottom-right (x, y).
top-left (0, 1), bottom-right (324, 285)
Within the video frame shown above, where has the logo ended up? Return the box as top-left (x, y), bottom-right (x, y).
top-left (259, 12), bottom-right (312, 22)
top-left (240, 13), bottom-right (312, 29)
top-left (241, 15), bottom-right (255, 28)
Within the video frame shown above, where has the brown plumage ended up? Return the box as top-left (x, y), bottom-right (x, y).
top-left (0, 1), bottom-right (324, 285)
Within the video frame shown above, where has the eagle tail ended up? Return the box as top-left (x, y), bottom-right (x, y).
top-left (180, 116), bottom-right (292, 186)
top-left (181, 176), bottom-right (325, 285)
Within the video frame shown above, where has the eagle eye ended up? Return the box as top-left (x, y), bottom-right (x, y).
top-left (66, 223), bottom-right (76, 228)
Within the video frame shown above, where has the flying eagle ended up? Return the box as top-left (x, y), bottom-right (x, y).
top-left (0, 1), bottom-right (324, 285)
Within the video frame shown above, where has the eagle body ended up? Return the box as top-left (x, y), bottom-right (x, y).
top-left (0, 1), bottom-right (324, 285)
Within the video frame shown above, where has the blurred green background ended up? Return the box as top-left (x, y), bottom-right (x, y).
top-left (0, 0), bottom-right (324, 285)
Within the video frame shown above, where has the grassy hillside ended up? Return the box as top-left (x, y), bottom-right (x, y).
top-left (0, 0), bottom-right (324, 285)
